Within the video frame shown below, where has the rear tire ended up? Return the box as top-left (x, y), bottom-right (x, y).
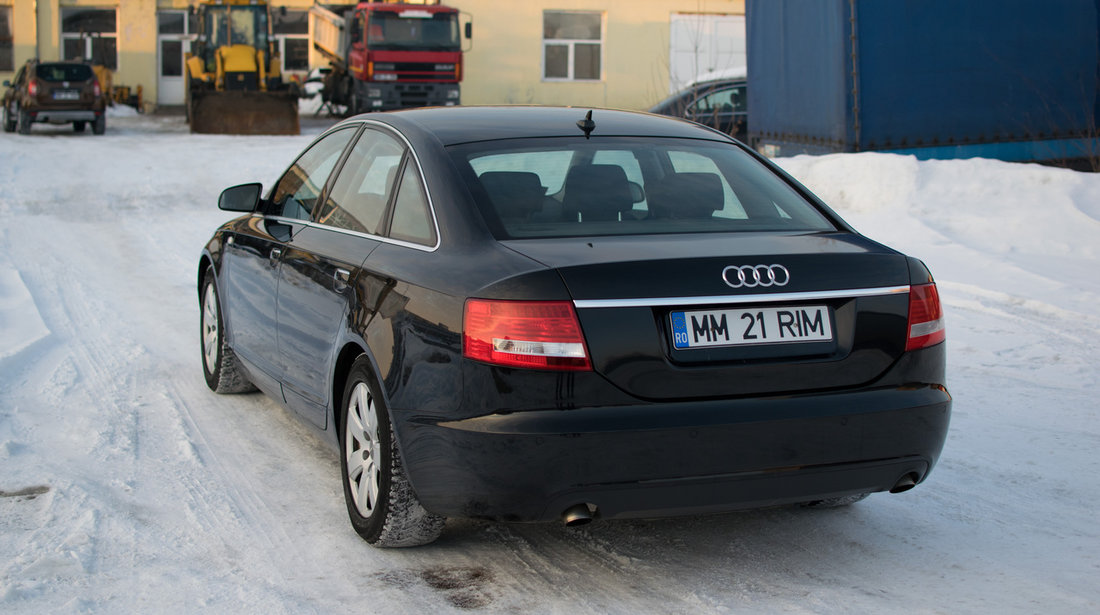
top-left (2, 104), bottom-right (15, 132)
top-left (74, 121), bottom-right (86, 133)
top-left (92, 115), bottom-right (105, 135)
top-left (17, 108), bottom-right (31, 134)
top-left (340, 356), bottom-right (445, 547)
top-left (200, 267), bottom-right (256, 394)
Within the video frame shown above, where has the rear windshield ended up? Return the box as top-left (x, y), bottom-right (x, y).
top-left (448, 137), bottom-right (836, 239)
top-left (36, 64), bottom-right (94, 82)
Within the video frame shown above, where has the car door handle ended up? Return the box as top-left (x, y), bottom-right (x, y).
top-left (333, 268), bottom-right (351, 292)
top-left (269, 247), bottom-right (282, 266)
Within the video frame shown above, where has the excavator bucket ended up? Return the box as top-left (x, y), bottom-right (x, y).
top-left (188, 89), bottom-right (300, 135)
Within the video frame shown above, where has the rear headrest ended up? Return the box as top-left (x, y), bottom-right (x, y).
top-left (479, 171), bottom-right (546, 220)
top-left (647, 172), bottom-right (724, 219)
top-left (562, 164), bottom-right (633, 222)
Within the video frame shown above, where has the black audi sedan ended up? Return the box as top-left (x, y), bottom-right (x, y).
top-left (198, 106), bottom-right (950, 547)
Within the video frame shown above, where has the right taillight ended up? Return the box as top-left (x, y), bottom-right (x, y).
top-left (463, 299), bottom-right (592, 371)
top-left (906, 283), bottom-right (945, 351)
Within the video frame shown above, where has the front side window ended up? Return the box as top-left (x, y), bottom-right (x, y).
top-left (270, 127), bottom-right (357, 220)
top-left (690, 85), bottom-right (746, 115)
top-left (61, 8), bottom-right (117, 70)
top-left (450, 137), bottom-right (835, 239)
top-left (543, 11), bottom-right (602, 81)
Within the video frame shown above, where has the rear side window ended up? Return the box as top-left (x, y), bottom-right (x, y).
top-left (36, 63), bottom-right (94, 82)
top-left (316, 128), bottom-right (404, 235)
top-left (449, 137), bottom-right (836, 239)
top-left (389, 164), bottom-right (435, 245)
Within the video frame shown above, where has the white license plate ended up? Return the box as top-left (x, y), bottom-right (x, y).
top-left (53, 90), bottom-right (80, 100)
top-left (670, 305), bottom-right (833, 349)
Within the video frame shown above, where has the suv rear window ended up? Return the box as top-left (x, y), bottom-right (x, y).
top-left (36, 63), bottom-right (94, 82)
top-left (448, 137), bottom-right (836, 239)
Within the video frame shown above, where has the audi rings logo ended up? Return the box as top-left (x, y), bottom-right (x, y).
top-left (722, 264), bottom-right (791, 289)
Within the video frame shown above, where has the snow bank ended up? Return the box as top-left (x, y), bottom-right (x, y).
top-left (0, 263), bottom-right (50, 361)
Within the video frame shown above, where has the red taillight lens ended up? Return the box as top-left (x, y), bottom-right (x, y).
top-left (906, 283), bottom-right (945, 351)
top-left (463, 299), bottom-right (592, 371)
top-left (28, 79), bottom-right (39, 97)
top-left (93, 80), bottom-right (102, 97)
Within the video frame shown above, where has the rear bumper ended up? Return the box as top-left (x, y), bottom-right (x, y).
top-left (395, 384), bottom-right (951, 522)
top-left (32, 109), bottom-right (99, 123)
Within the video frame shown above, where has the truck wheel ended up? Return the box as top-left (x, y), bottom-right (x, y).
top-left (2, 104), bottom-right (15, 132)
top-left (74, 121), bottom-right (86, 133)
top-left (340, 356), bottom-right (445, 547)
top-left (92, 115), bottom-right (106, 135)
top-left (17, 108), bottom-right (31, 134)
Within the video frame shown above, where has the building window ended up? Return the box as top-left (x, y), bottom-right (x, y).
top-left (61, 8), bottom-right (118, 70)
top-left (273, 9), bottom-right (309, 74)
top-left (0, 6), bottom-right (13, 71)
top-left (543, 11), bottom-right (602, 81)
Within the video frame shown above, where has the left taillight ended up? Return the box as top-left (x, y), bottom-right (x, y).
top-left (27, 79), bottom-right (39, 97)
top-left (906, 283), bottom-right (945, 351)
top-left (463, 299), bottom-right (592, 371)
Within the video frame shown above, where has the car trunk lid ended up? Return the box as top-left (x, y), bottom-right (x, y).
top-left (501, 231), bottom-right (912, 400)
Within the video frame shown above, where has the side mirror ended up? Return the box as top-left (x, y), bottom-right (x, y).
top-left (218, 183), bottom-right (263, 212)
top-left (627, 181), bottom-right (645, 203)
top-left (465, 22), bottom-right (473, 39)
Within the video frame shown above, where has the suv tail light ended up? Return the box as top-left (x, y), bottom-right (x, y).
top-left (93, 80), bottom-right (102, 97)
top-left (906, 283), bottom-right (945, 351)
top-left (28, 79), bottom-right (39, 97)
top-left (463, 299), bottom-right (592, 371)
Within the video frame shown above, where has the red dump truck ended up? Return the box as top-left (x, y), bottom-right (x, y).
top-left (310, 1), bottom-right (470, 114)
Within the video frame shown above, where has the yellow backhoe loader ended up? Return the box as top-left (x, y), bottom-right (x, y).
top-left (185, 0), bottom-right (299, 135)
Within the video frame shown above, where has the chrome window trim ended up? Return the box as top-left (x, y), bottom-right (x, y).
top-left (261, 214), bottom-right (438, 253)
top-left (573, 285), bottom-right (910, 309)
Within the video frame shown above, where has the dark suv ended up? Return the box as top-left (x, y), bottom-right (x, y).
top-left (3, 60), bottom-right (107, 135)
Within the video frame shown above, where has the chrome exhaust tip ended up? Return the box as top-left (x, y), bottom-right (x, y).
top-left (562, 503), bottom-right (596, 526)
top-left (890, 472), bottom-right (920, 494)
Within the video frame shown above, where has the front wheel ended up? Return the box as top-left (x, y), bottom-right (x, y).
top-left (340, 356), bottom-right (445, 547)
top-left (200, 267), bottom-right (256, 393)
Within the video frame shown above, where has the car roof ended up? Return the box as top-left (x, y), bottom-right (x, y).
top-left (352, 106), bottom-right (736, 146)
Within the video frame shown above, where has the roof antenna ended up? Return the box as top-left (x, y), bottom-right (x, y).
top-left (577, 110), bottom-right (595, 139)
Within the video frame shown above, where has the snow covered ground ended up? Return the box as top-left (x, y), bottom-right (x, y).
top-left (1, 113), bottom-right (1098, 614)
